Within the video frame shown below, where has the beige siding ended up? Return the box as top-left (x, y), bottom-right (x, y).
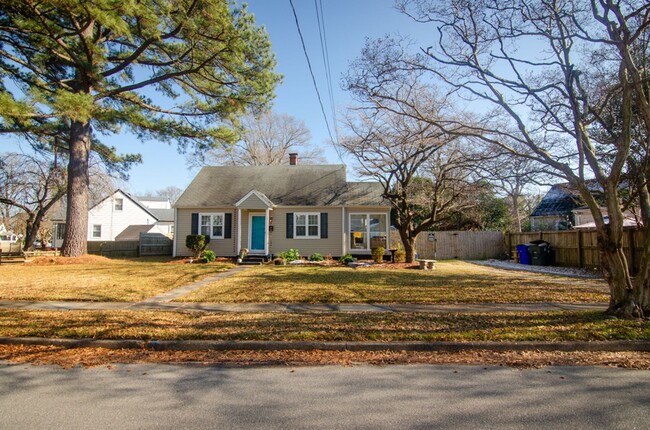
top-left (238, 193), bottom-right (270, 210)
top-left (176, 205), bottom-right (392, 258)
top-left (175, 208), bottom-right (236, 257)
top-left (271, 207), bottom-right (343, 258)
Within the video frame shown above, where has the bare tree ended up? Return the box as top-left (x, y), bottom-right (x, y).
top-left (155, 186), bottom-right (183, 205)
top-left (346, 0), bottom-right (650, 318)
top-left (341, 99), bottom-right (467, 262)
top-left (477, 145), bottom-right (548, 232)
top-left (190, 112), bottom-right (325, 167)
top-left (0, 150), bottom-right (66, 249)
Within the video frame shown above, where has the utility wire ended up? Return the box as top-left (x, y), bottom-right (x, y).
top-left (289, 0), bottom-right (345, 164)
top-left (315, 0), bottom-right (342, 158)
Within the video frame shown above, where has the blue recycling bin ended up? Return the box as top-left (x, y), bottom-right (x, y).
top-left (516, 244), bottom-right (531, 265)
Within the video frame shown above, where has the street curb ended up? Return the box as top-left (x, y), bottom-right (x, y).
top-left (1, 337), bottom-right (650, 353)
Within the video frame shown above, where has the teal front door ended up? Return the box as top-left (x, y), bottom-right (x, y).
top-left (250, 215), bottom-right (266, 252)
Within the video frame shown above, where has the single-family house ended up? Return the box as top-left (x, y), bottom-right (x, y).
top-left (529, 183), bottom-right (584, 231)
top-left (530, 181), bottom-right (640, 230)
top-left (52, 190), bottom-right (174, 247)
top-left (173, 158), bottom-right (391, 259)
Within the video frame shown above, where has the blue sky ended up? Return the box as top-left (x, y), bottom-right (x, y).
top-left (117, 0), bottom-right (425, 194)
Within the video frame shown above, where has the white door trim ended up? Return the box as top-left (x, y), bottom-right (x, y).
top-left (248, 213), bottom-right (267, 254)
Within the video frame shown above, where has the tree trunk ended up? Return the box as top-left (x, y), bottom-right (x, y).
top-left (23, 212), bottom-right (38, 250)
top-left (61, 121), bottom-right (92, 257)
top-left (633, 178), bottom-right (650, 313)
top-left (397, 228), bottom-right (417, 263)
top-left (597, 226), bottom-right (643, 318)
top-left (634, 235), bottom-right (650, 313)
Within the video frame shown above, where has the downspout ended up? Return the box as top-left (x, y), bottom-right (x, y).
top-left (265, 207), bottom-right (270, 256)
top-left (236, 207), bottom-right (242, 257)
top-left (172, 207), bottom-right (177, 257)
top-left (342, 207), bottom-right (346, 257)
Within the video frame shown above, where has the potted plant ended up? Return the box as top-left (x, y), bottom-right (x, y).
top-left (238, 248), bottom-right (249, 263)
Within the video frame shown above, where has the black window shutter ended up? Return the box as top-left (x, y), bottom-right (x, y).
top-left (224, 213), bottom-right (232, 239)
top-left (286, 213), bottom-right (294, 238)
top-left (320, 213), bottom-right (328, 239)
top-left (191, 213), bottom-right (198, 235)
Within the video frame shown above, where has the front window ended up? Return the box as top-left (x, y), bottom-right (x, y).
top-left (350, 214), bottom-right (387, 250)
top-left (92, 224), bottom-right (101, 238)
top-left (295, 213), bottom-right (320, 238)
top-left (114, 198), bottom-right (123, 211)
top-left (200, 213), bottom-right (224, 238)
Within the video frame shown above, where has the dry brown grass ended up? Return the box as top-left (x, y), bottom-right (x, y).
top-left (0, 257), bottom-right (234, 302)
top-left (27, 255), bottom-right (113, 266)
top-left (2, 345), bottom-right (649, 369)
top-left (1, 309), bottom-right (647, 342)
top-left (178, 260), bottom-right (609, 304)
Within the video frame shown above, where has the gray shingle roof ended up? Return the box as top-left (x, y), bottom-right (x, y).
top-left (148, 208), bottom-right (174, 222)
top-left (530, 180), bottom-right (603, 217)
top-left (136, 195), bottom-right (169, 202)
top-left (175, 165), bottom-right (388, 208)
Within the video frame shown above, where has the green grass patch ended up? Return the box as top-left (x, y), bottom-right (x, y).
top-left (0, 309), bottom-right (646, 342)
top-left (178, 261), bottom-right (608, 304)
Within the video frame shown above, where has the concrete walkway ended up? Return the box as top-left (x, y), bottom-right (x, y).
top-left (139, 265), bottom-right (253, 303)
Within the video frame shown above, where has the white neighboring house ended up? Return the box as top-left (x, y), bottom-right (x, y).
top-left (52, 190), bottom-right (174, 247)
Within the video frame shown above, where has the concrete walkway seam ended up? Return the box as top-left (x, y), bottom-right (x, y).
top-left (1, 337), bottom-right (650, 353)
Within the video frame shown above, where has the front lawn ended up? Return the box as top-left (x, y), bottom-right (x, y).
top-left (178, 260), bottom-right (609, 304)
top-left (0, 309), bottom-right (646, 342)
top-left (0, 256), bottom-right (234, 302)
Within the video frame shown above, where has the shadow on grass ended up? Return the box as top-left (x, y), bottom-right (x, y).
top-left (2, 310), bottom-right (648, 342)
top-left (185, 265), bottom-right (609, 304)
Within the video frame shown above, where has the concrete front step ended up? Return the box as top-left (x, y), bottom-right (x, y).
top-left (238, 255), bottom-right (266, 266)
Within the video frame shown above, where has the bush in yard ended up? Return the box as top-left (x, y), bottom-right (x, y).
top-left (339, 253), bottom-right (354, 264)
top-left (280, 249), bottom-right (300, 262)
top-left (371, 247), bottom-right (385, 263)
top-left (394, 245), bottom-right (406, 263)
top-left (203, 250), bottom-right (216, 262)
top-left (185, 235), bottom-right (207, 259)
top-left (309, 253), bottom-right (324, 262)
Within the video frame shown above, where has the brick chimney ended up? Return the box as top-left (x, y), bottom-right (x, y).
top-left (289, 153), bottom-right (298, 165)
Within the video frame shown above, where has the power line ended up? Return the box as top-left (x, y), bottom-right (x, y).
top-left (288, 0), bottom-right (345, 164)
top-left (314, 0), bottom-right (341, 150)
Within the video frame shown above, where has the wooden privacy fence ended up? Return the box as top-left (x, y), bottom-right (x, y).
top-left (391, 229), bottom-right (506, 260)
top-left (87, 234), bottom-right (173, 258)
top-left (139, 233), bottom-right (173, 256)
top-left (88, 241), bottom-right (139, 258)
top-left (508, 228), bottom-right (646, 274)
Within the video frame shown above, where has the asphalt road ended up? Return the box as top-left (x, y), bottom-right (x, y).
top-left (1, 363), bottom-right (648, 429)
